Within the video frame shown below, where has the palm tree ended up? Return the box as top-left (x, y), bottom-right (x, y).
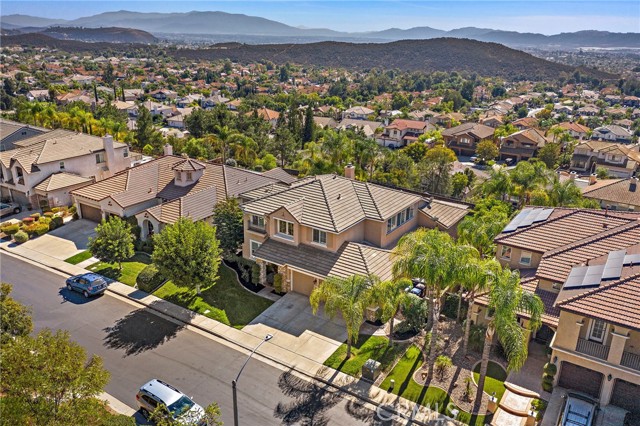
top-left (457, 257), bottom-right (501, 355)
top-left (309, 274), bottom-right (375, 358)
top-left (482, 167), bottom-right (513, 202)
top-left (549, 178), bottom-right (583, 207)
top-left (212, 125), bottom-right (244, 163)
top-left (510, 160), bottom-right (551, 207)
top-left (371, 278), bottom-right (410, 346)
top-left (393, 229), bottom-right (476, 379)
top-left (457, 210), bottom-right (510, 259)
top-left (473, 268), bottom-right (543, 411)
top-left (230, 135), bottom-right (258, 167)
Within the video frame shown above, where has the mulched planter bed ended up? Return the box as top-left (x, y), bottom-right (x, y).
top-left (223, 259), bottom-right (264, 293)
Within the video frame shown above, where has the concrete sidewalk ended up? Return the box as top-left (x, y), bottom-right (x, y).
top-left (2, 243), bottom-right (465, 426)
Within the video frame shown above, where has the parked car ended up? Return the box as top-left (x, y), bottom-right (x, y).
top-left (0, 202), bottom-right (21, 217)
top-left (557, 392), bottom-right (598, 426)
top-left (65, 273), bottom-right (108, 298)
top-left (136, 379), bottom-right (205, 424)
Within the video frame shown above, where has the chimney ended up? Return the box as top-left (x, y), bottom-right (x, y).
top-left (102, 135), bottom-right (116, 171)
top-left (630, 177), bottom-right (638, 192)
top-left (589, 173), bottom-right (597, 185)
top-left (569, 171), bottom-right (577, 181)
top-left (163, 143), bottom-right (173, 156)
top-left (344, 163), bottom-right (355, 180)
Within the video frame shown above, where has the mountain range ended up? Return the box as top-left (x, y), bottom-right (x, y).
top-left (2, 11), bottom-right (639, 49)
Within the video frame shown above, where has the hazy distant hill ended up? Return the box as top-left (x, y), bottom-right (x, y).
top-left (3, 33), bottom-right (615, 81)
top-left (2, 11), bottom-right (639, 50)
top-left (43, 26), bottom-right (157, 43)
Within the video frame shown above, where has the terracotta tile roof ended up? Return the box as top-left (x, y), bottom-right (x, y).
top-left (557, 272), bottom-right (640, 330)
top-left (419, 199), bottom-right (470, 229)
top-left (255, 107), bottom-right (280, 121)
top-left (242, 175), bottom-right (422, 233)
top-left (144, 186), bottom-right (217, 225)
top-left (171, 157), bottom-right (206, 171)
top-left (441, 122), bottom-right (494, 140)
top-left (253, 238), bottom-right (393, 281)
top-left (556, 122), bottom-right (590, 134)
top-left (386, 119), bottom-right (428, 131)
top-left (495, 209), bottom-right (635, 253)
top-left (582, 178), bottom-right (640, 207)
top-left (33, 172), bottom-right (93, 193)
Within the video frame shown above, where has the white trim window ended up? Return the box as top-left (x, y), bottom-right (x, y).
top-left (312, 228), bottom-right (327, 245)
top-left (250, 215), bottom-right (265, 230)
top-left (588, 318), bottom-right (607, 343)
top-left (387, 206), bottom-right (414, 234)
top-left (275, 219), bottom-right (294, 239)
top-left (249, 240), bottom-right (262, 260)
top-left (500, 245), bottom-right (512, 260)
top-left (519, 251), bottom-right (532, 266)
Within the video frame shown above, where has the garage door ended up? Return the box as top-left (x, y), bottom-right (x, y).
top-left (79, 204), bottom-right (102, 222)
top-left (611, 379), bottom-right (640, 414)
top-left (291, 270), bottom-right (317, 295)
top-left (558, 362), bottom-right (603, 399)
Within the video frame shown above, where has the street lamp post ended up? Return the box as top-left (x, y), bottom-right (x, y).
top-left (232, 334), bottom-right (273, 426)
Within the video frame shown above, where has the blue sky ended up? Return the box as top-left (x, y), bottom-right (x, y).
top-left (2, 1), bottom-right (639, 33)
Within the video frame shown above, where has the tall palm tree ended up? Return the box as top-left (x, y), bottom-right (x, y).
top-left (309, 274), bottom-right (375, 358)
top-left (510, 160), bottom-right (551, 207)
top-left (549, 178), bottom-right (583, 207)
top-left (457, 210), bottom-right (510, 259)
top-left (482, 167), bottom-right (513, 202)
top-left (230, 135), bottom-right (258, 167)
top-left (473, 268), bottom-right (543, 411)
top-left (371, 278), bottom-right (410, 346)
top-left (393, 229), bottom-right (476, 379)
top-left (212, 125), bottom-right (243, 163)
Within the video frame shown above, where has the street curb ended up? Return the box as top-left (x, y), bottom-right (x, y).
top-left (2, 247), bottom-right (462, 426)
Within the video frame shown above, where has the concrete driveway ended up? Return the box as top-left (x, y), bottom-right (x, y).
top-left (243, 293), bottom-right (348, 364)
top-left (20, 219), bottom-right (96, 261)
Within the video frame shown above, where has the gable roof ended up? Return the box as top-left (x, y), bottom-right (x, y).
top-left (441, 122), bottom-right (494, 140)
top-left (386, 119), bottom-right (427, 131)
top-left (0, 118), bottom-right (48, 142)
top-left (419, 199), bottom-right (470, 229)
top-left (262, 167), bottom-right (297, 185)
top-left (143, 186), bottom-right (217, 225)
top-left (242, 175), bottom-right (422, 233)
top-left (33, 172), bottom-right (94, 193)
top-left (582, 178), bottom-right (640, 207)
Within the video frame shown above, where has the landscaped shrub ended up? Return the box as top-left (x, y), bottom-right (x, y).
top-left (1, 223), bottom-right (20, 235)
top-left (30, 213), bottom-right (41, 220)
top-left (68, 205), bottom-right (77, 215)
top-left (21, 217), bottom-right (35, 225)
top-left (397, 295), bottom-right (429, 333)
top-left (251, 263), bottom-right (260, 285)
top-left (51, 207), bottom-right (61, 213)
top-left (32, 223), bottom-right (50, 236)
top-left (13, 230), bottom-right (29, 243)
top-left (435, 355), bottom-right (453, 380)
top-left (463, 376), bottom-right (474, 401)
top-left (43, 212), bottom-right (54, 218)
top-left (543, 362), bottom-right (557, 376)
top-left (39, 217), bottom-right (51, 225)
top-left (541, 373), bottom-right (554, 392)
top-left (274, 273), bottom-right (283, 294)
top-left (49, 216), bottom-right (64, 231)
top-left (442, 293), bottom-right (468, 320)
top-left (136, 264), bottom-right (166, 292)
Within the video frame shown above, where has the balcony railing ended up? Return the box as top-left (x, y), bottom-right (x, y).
top-left (576, 338), bottom-right (610, 360)
top-left (621, 351), bottom-right (640, 371)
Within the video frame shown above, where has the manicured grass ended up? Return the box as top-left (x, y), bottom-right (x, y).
top-left (473, 360), bottom-right (508, 402)
top-left (323, 334), bottom-right (408, 377)
top-left (380, 346), bottom-right (487, 426)
top-left (64, 250), bottom-right (93, 265)
top-left (153, 264), bottom-right (273, 329)
top-left (87, 253), bottom-right (152, 286)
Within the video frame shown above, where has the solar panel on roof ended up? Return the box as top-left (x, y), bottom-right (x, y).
top-left (624, 254), bottom-right (640, 266)
top-left (519, 208), bottom-right (540, 228)
top-left (563, 264), bottom-right (605, 289)
top-left (532, 208), bottom-right (554, 223)
top-left (602, 250), bottom-right (626, 281)
top-left (502, 208), bottom-right (533, 233)
top-left (564, 266), bottom-right (589, 289)
top-left (582, 264), bottom-right (606, 287)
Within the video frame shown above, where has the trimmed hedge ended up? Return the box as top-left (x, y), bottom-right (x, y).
top-left (274, 273), bottom-right (283, 294)
top-left (136, 264), bottom-right (165, 293)
top-left (1, 223), bottom-right (20, 235)
top-left (543, 362), bottom-right (557, 376)
top-left (14, 230), bottom-right (29, 243)
top-left (49, 216), bottom-right (64, 230)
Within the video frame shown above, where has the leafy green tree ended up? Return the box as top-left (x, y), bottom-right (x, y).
top-left (259, 153), bottom-right (277, 171)
top-left (212, 198), bottom-right (244, 258)
top-left (103, 62), bottom-right (115, 85)
top-left (418, 145), bottom-right (457, 195)
top-left (371, 279), bottom-right (410, 345)
top-left (451, 172), bottom-right (469, 198)
top-left (152, 218), bottom-right (222, 294)
top-left (510, 160), bottom-right (551, 207)
top-left (473, 269), bottom-right (543, 411)
top-left (268, 126), bottom-right (298, 167)
top-left (148, 402), bottom-right (223, 426)
top-left (88, 216), bottom-right (135, 270)
top-left (310, 275), bottom-right (374, 358)
top-left (549, 178), bottom-right (583, 207)
top-left (1, 329), bottom-right (111, 426)
top-left (482, 167), bottom-right (513, 201)
top-left (0, 283), bottom-right (32, 344)
top-left (475, 139), bottom-right (499, 163)
top-left (402, 142), bottom-right (428, 163)
top-left (135, 104), bottom-right (161, 150)
top-left (457, 206), bottom-right (510, 258)
top-left (302, 104), bottom-right (315, 144)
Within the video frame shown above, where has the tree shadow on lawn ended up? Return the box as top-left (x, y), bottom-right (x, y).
top-left (102, 300), bottom-right (194, 357)
top-left (91, 266), bottom-right (121, 281)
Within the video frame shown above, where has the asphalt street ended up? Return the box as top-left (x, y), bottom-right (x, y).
top-left (2, 253), bottom-right (396, 426)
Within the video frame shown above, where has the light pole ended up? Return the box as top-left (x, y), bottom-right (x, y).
top-left (232, 334), bottom-right (273, 426)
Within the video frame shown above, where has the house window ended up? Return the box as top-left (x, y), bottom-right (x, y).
top-left (250, 215), bottom-right (265, 229)
top-left (249, 240), bottom-right (262, 259)
top-left (387, 206), bottom-right (413, 234)
top-left (96, 153), bottom-right (106, 164)
top-left (312, 228), bottom-right (327, 245)
top-left (485, 307), bottom-right (495, 320)
top-left (123, 148), bottom-right (129, 158)
top-left (500, 245), bottom-right (512, 260)
top-left (520, 251), bottom-right (532, 266)
top-left (588, 319), bottom-right (607, 343)
top-left (405, 206), bottom-right (414, 221)
top-left (276, 219), bottom-right (294, 239)
top-left (386, 216), bottom-right (397, 233)
top-left (59, 161), bottom-right (65, 170)
top-left (186, 172), bottom-right (193, 182)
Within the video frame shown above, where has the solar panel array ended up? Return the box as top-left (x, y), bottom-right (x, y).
top-left (624, 253), bottom-right (640, 266)
top-left (563, 249), bottom-right (638, 290)
top-left (502, 208), bottom-right (554, 233)
top-left (602, 250), bottom-right (626, 281)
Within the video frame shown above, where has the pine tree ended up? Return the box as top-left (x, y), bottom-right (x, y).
top-left (302, 104), bottom-right (315, 146)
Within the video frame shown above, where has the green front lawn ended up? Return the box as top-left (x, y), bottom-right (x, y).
top-left (380, 346), bottom-right (487, 426)
top-left (87, 253), bottom-right (152, 286)
top-left (153, 264), bottom-right (273, 329)
top-left (65, 250), bottom-right (93, 265)
top-left (324, 334), bottom-right (407, 377)
top-left (472, 361), bottom-right (507, 402)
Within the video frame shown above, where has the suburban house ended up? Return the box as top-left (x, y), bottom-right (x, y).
top-left (150, 89), bottom-right (178, 101)
top-left (512, 117), bottom-right (539, 130)
top-left (570, 140), bottom-right (640, 178)
top-left (442, 122), bottom-right (494, 157)
top-left (473, 207), bottom-right (640, 415)
top-left (375, 119), bottom-right (432, 148)
top-left (554, 121), bottom-right (591, 140)
top-left (0, 130), bottom-right (130, 208)
top-left (0, 118), bottom-right (48, 152)
top-left (241, 165), bottom-right (469, 295)
top-left (591, 125), bottom-right (634, 144)
top-left (499, 128), bottom-right (547, 163)
top-left (70, 145), bottom-right (291, 239)
top-left (582, 177), bottom-right (640, 211)
top-left (253, 108), bottom-right (280, 128)
top-left (341, 106), bottom-right (375, 120)
top-left (336, 119), bottom-right (383, 139)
